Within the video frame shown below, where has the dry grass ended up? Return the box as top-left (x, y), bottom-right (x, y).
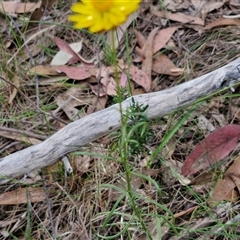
top-left (1, 1), bottom-right (240, 239)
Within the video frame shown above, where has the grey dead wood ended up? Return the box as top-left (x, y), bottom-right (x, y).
top-left (0, 58), bottom-right (240, 184)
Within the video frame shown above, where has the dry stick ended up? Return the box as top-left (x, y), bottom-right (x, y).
top-left (0, 127), bottom-right (47, 140)
top-left (0, 58), bottom-right (240, 184)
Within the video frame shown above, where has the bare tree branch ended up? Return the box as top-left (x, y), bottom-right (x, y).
top-left (0, 58), bottom-right (240, 184)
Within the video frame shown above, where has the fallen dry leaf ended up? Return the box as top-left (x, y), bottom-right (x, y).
top-left (120, 72), bottom-right (128, 87)
top-left (181, 124), bottom-right (240, 176)
top-left (152, 26), bottom-right (178, 54)
top-left (151, 7), bottom-right (204, 25)
top-left (99, 66), bottom-right (117, 96)
top-left (204, 18), bottom-right (240, 30)
top-left (230, 0), bottom-right (240, 6)
top-left (8, 74), bottom-right (20, 104)
top-left (152, 54), bottom-right (183, 76)
top-left (142, 27), bottom-right (159, 82)
top-left (51, 65), bottom-right (92, 80)
top-left (134, 30), bottom-right (146, 48)
top-left (101, 76), bottom-right (117, 96)
top-left (225, 156), bottom-right (240, 193)
top-left (54, 37), bottom-right (83, 64)
top-left (29, 0), bottom-right (56, 22)
top-left (0, 187), bottom-right (48, 205)
top-left (90, 84), bottom-right (107, 97)
top-left (73, 155), bottom-right (91, 173)
top-left (163, 0), bottom-right (191, 11)
top-left (87, 96), bottom-right (108, 114)
top-left (54, 37), bottom-right (95, 65)
top-left (201, 1), bottom-right (226, 21)
top-left (0, 130), bottom-right (42, 145)
top-left (0, 1), bottom-right (41, 14)
top-left (129, 65), bottom-right (151, 92)
top-left (208, 176), bottom-right (238, 207)
top-left (135, 26), bottom-right (178, 59)
top-left (55, 87), bottom-right (93, 120)
top-left (28, 65), bottom-right (59, 76)
top-left (51, 41), bottom-right (83, 65)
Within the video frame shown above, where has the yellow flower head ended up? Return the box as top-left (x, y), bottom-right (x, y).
top-left (69, 0), bottom-right (141, 33)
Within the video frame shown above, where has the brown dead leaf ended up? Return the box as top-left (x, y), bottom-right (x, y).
top-left (30, 0), bottom-right (56, 22)
top-left (230, 0), bottom-right (240, 6)
top-left (225, 156), bottom-right (240, 193)
top-left (101, 76), bottom-right (117, 96)
top-left (90, 84), bottom-right (107, 97)
top-left (151, 7), bottom-right (204, 25)
top-left (209, 156), bottom-right (240, 205)
top-left (132, 87), bottom-right (145, 96)
top-left (87, 96), bottom-right (108, 114)
top-left (201, 1), bottom-right (226, 21)
top-left (152, 26), bottom-right (178, 54)
top-left (99, 66), bottom-right (117, 96)
top-left (129, 65), bottom-right (151, 92)
top-left (73, 155), bottom-right (91, 173)
top-left (208, 176), bottom-right (238, 207)
top-left (163, 0), bottom-right (191, 11)
top-left (134, 30), bottom-right (146, 48)
top-left (51, 65), bottom-right (92, 80)
top-left (135, 27), bottom-right (178, 59)
top-left (55, 87), bottom-right (93, 120)
top-left (152, 54), bottom-right (183, 76)
top-left (0, 129), bottom-right (42, 145)
top-left (0, 187), bottom-right (48, 205)
top-left (28, 65), bottom-right (59, 76)
top-left (142, 27), bottom-right (159, 82)
top-left (8, 74), bottom-right (20, 104)
top-left (204, 18), bottom-right (240, 30)
top-left (230, 105), bottom-right (240, 122)
top-left (190, 169), bottom-right (221, 185)
top-left (0, 1), bottom-right (41, 14)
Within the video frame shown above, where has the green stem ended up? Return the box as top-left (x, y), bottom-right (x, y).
top-left (111, 30), bottom-right (152, 239)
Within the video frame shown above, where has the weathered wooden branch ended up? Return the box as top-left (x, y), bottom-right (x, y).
top-left (0, 58), bottom-right (240, 184)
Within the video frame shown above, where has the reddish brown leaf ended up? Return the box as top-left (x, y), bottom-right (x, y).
top-left (181, 124), bottom-right (240, 176)
top-left (51, 65), bottom-right (91, 80)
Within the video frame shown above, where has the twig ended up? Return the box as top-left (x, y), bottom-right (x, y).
top-left (0, 127), bottom-right (47, 140)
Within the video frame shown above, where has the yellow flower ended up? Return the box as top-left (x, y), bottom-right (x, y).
top-left (69, 0), bottom-right (141, 33)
